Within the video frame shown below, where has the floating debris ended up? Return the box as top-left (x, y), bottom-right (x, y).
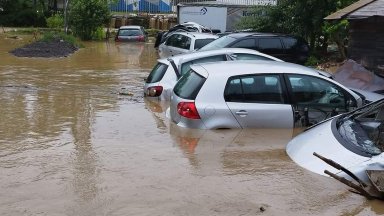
top-left (314, 152), bottom-right (384, 200)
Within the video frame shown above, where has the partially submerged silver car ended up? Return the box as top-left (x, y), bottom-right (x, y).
top-left (287, 98), bottom-right (384, 182)
top-left (169, 61), bottom-right (380, 129)
top-left (144, 48), bottom-right (282, 100)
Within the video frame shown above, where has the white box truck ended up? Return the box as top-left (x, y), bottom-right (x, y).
top-left (177, 0), bottom-right (276, 33)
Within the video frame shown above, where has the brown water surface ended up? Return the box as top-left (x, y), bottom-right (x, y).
top-left (0, 34), bottom-right (383, 216)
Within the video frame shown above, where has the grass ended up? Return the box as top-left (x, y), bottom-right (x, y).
top-left (41, 31), bottom-right (83, 48)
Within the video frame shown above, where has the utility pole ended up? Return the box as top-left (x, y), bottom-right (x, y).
top-left (64, 0), bottom-right (70, 33)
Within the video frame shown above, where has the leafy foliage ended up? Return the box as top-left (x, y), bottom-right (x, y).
top-left (238, 0), bottom-right (359, 57)
top-left (0, 0), bottom-right (46, 26)
top-left (46, 13), bottom-right (64, 28)
top-left (69, 0), bottom-right (111, 40)
top-left (41, 31), bottom-right (82, 47)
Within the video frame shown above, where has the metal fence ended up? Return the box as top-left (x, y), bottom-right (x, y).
top-left (110, 0), bottom-right (276, 14)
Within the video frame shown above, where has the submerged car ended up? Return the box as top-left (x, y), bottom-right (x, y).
top-left (158, 32), bottom-right (218, 58)
top-left (169, 61), bottom-right (382, 129)
top-left (115, 25), bottom-right (147, 42)
top-left (286, 98), bottom-right (384, 183)
top-left (144, 48), bottom-right (282, 100)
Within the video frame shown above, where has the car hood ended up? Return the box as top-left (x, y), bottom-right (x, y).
top-left (286, 117), bottom-right (376, 181)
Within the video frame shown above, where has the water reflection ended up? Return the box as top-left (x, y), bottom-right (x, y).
top-left (169, 124), bottom-right (296, 175)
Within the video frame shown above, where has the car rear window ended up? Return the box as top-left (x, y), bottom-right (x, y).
top-left (194, 39), bottom-right (216, 50)
top-left (174, 70), bottom-right (206, 100)
top-left (146, 63), bottom-right (168, 83)
top-left (118, 29), bottom-right (142, 36)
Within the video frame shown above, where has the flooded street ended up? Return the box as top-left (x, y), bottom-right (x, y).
top-left (0, 34), bottom-right (383, 216)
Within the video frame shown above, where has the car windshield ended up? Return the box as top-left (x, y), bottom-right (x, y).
top-left (194, 39), bottom-right (216, 50)
top-left (146, 63), bottom-right (168, 83)
top-left (198, 35), bottom-right (237, 51)
top-left (119, 29), bottom-right (142, 36)
top-left (337, 99), bottom-right (384, 156)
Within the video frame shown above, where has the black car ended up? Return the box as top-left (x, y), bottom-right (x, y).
top-left (198, 32), bottom-right (310, 64)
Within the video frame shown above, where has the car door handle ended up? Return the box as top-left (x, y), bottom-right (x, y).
top-left (235, 110), bottom-right (248, 116)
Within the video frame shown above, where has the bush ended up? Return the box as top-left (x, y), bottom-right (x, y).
top-left (92, 27), bottom-right (105, 40)
top-left (46, 14), bottom-right (64, 29)
top-left (305, 55), bottom-right (320, 67)
top-left (42, 32), bottom-right (82, 48)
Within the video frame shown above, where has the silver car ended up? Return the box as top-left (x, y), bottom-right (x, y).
top-left (158, 32), bottom-right (218, 58)
top-left (169, 61), bottom-right (381, 129)
top-left (286, 98), bottom-right (384, 183)
top-left (144, 48), bottom-right (283, 100)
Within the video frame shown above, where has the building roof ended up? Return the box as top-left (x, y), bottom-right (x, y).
top-left (324, 0), bottom-right (383, 20)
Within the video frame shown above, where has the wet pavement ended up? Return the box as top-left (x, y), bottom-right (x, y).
top-left (0, 34), bottom-right (383, 216)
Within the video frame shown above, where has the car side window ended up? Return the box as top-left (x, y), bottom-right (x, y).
top-left (231, 53), bottom-right (274, 61)
top-left (282, 37), bottom-right (297, 50)
top-left (230, 39), bottom-right (256, 49)
top-left (180, 55), bottom-right (227, 76)
top-left (175, 35), bottom-right (191, 50)
top-left (165, 34), bottom-right (178, 46)
top-left (257, 38), bottom-right (283, 51)
top-left (224, 74), bottom-right (284, 104)
top-left (287, 74), bottom-right (348, 109)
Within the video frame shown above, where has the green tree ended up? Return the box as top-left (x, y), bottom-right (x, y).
top-left (69, 0), bottom-right (110, 40)
top-left (238, 0), bottom-right (358, 55)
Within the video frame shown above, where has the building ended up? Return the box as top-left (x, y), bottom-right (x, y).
top-left (325, 0), bottom-right (384, 75)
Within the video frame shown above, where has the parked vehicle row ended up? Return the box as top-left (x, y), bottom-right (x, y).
top-left (144, 48), bottom-right (282, 100)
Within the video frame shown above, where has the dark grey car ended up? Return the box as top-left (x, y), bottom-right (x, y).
top-left (115, 25), bottom-right (147, 42)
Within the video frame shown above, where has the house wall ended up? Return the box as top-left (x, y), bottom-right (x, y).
top-left (348, 16), bottom-right (384, 76)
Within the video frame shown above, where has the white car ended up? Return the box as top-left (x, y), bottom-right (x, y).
top-left (286, 98), bottom-right (384, 183)
top-left (144, 48), bottom-right (283, 100)
top-left (169, 61), bottom-right (383, 129)
top-left (158, 32), bottom-right (218, 58)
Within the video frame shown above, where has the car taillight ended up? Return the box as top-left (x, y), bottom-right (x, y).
top-left (177, 102), bottom-right (200, 119)
top-left (115, 36), bottom-right (120, 42)
top-left (146, 86), bottom-right (163, 97)
top-left (138, 35), bottom-right (145, 42)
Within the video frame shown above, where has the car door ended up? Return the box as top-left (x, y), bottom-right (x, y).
top-left (159, 34), bottom-right (178, 57)
top-left (170, 34), bottom-right (192, 56)
top-left (224, 74), bottom-right (294, 128)
top-left (285, 74), bottom-right (357, 127)
top-left (256, 37), bottom-right (286, 61)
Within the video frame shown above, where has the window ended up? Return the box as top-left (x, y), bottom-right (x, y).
top-left (118, 29), bottom-right (142, 36)
top-left (231, 53), bottom-right (275, 61)
top-left (258, 38), bottom-right (283, 51)
top-left (165, 34), bottom-right (178, 46)
top-left (194, 39), bottom-right (216, 50)
top-left (198, 35), bottom-right (237, 51)
top-left (230, 39), bottom-right (256, 49)
top-left (176, 35), bottom-right (191, 50)
top-left (282, 37), bottom-right (297, 50)
top-left (224, 74), bottom-right (284, 103)
top-left (146, 63), bottom-right (168, 83)
top-left (180, 55), bottom-right (227, 76)
top-left (287, 74), bottom-right (347, 109)
top-left (174, 70), bottom-right (206, 100)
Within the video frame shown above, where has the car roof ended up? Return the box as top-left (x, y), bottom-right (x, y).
top-left (225, 32), bottom-right (297, 39)
top-left (158, 48), bottom-right (282, 64)
top-left (119, 25), bottom-right (143, 29)
top-left (190, 61), bottom-right (323, 78)
top-left (173, 32), bottom-right (218, 39)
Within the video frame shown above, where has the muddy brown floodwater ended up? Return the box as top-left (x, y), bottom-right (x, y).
top-left (0, 34), bottom-right (383, 216)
